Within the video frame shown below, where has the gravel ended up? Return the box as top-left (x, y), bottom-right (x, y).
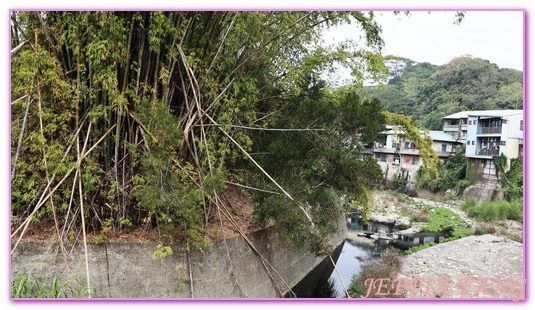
top-left (398, 234), bottom-right (524, 299)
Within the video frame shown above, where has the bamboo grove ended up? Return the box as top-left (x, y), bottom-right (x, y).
top-left (11, 11), bottom-right (423, 256)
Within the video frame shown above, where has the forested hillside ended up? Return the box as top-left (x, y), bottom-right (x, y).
top-left (11, 11), bottom-right (394, 254)
top-left (365, 56), bottom-right (523, 129)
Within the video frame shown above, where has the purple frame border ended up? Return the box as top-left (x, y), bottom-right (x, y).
top-left (7, 7), bottom-right (529, 304)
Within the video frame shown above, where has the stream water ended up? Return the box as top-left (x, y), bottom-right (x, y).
top-left (290, 228), bottom-right (387, 298)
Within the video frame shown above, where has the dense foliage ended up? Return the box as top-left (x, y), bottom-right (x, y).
top-left (495, 155), bottom-right (523, 203)
top-left (416, 145), bottom-right (468, 192)
top-left (251, 87), bottom-right (385, 253)
top-left (366, 56), bottom-right (523, 130)
top-left (11, 11), bottom-right (389, 255)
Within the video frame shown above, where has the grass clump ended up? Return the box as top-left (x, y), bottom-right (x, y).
top-left (474, 223), bottom-right (497, 235)
top-left (463, 200), bottom-right (523, 222)
top-left (11, 273), bottom-right (89, 298)
top-left (348, 248), bottom-right (404, 298)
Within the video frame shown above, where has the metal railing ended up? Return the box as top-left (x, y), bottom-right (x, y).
top-left (476, 149), bottom-right (499, 156)
top-left (478, 127), bottom-right (502, 134)
top-left (443, 124), bottom-right (459, 131)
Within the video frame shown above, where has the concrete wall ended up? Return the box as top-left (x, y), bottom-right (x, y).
top-left (11, 223), bottom-right (346, 298)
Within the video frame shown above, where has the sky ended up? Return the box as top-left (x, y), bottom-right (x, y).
top-left (323, 11), bottom-right (524, 84)
top-left (374, 11), bottom-right (524, 71)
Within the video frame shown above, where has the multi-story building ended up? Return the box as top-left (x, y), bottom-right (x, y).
top-left (464, 110), bottom-right (523, 179)
top-left (373, 126), bottom-right (461, 186)
top-left (442, 111), bottom-right (470, 143)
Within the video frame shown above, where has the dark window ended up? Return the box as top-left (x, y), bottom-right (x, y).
top-left (472, 141), bottom-right (475, 145)
top-left (520, 120), bottom-right (524, 131)
top-left (412, 157), bottom-right (419, 165)
top-left (441, 144), bottom-right (447, 152)
top-left (468, 120), bottom-right (472, 125)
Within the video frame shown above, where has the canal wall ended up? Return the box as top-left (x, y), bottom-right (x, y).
top-left (11, 222), bottom-right (346, 298)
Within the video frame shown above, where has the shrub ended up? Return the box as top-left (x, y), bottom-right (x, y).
top-left (474, 223), bottom-right (497, 235)
top-left (460, 198), bottom-right (477, 212)
top-left (348, 248), bottom-right (404, 298)
top-left (468, 200), bottom-right (523, 222)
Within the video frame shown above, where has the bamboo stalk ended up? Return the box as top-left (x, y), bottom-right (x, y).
top-left (195, 124), bottom-right (326, 132)
top-left (10, 40), bottom-right (29, 56)
top-left (11, 96), bottom-right (32, 180)
top-left (34, 30), bottom-right (63, 253)
top-left (76, 122), bottom-right (92, 297)
top-left (11, 125), bottom-right (116, 253)
top-left (217, 195), bottom-right (293, 297)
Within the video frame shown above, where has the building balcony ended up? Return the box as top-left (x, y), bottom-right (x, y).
top-left (443, 124), bottom-right (459, 131)
top-left (476, 149), bottom-right (499, 156)
top-left (477, 127), bottom-right (502, 135)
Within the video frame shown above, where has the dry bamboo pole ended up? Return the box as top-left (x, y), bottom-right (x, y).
top-left (194, 124), bottom-right (326, 132)
top-left (216, 195), bottom-right (292, 297)
top-left (11, 125), bottom-right (116, 254)
top-left (76, 120), bottom-right (92, 297)
top-left (11, 96), bottom-right (32, 180)
top-left (200, 110), bottom-right (350, 298)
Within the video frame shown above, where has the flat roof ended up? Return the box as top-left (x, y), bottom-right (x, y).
top-left (428, 131), bottom-right (459, 143)
top-left (443, 110), bottom-right (523, 119)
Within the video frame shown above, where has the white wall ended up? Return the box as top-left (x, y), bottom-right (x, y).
top-left (466, 116), bottom-right (478, 156)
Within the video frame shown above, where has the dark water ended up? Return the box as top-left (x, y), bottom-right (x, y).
top-left (290, 231), bottom-right (387, 298)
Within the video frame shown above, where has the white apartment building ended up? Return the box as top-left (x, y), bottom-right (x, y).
top-left (464, 110), bottom-right (523, 178)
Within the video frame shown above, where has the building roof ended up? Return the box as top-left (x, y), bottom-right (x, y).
top-left (443, 110), bottom-right (523, 119)
top-left (428, 131), bottom-right (459, 143)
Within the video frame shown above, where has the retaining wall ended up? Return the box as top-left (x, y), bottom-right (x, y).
top-left (11, 222), bottom-right (346, 298)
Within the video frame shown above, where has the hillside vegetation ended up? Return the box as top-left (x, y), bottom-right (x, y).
top-left (365, 56), bottom-right (523, 129)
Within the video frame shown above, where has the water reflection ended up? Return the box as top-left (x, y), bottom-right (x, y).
top-left (325, 237), bottom-right (386, 298)
top-left (291, 230), bottom-right (387, 298)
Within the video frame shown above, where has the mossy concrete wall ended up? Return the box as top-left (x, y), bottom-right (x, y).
top-left (11, 223), bottom-right (346, 298)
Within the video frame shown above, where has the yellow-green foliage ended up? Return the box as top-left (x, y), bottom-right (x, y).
top-left (384, 112), bottom-right (439, 177)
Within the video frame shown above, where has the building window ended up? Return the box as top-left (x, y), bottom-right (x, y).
top-left (380, 154), bottom-right (387, 162)
top-left (472, 141), bottom-right (475, 145)
top-left (468, 120), bottom-right (472, 125)
top-left (412, 157), bottom-right (419, 165)
top-left (520, 120), bottom-right (523, 131)
top-left (441, 144), bottom-right (447, 152)
top-left (500, 141), bottom-right (506, 146)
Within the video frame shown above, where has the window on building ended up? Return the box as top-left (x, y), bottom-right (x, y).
top-left (472, 141), bottom-right (475, 145)
top-left (441, 144), bottom-right (447, 152)
top-left (380, 154), bottom-right (387, 162)
top-left (412, 157), bottom-right (419, 165)
top-left (520, 120), bottom-right (523, 131)
top-left (468, 120), bottom-right (472, 125)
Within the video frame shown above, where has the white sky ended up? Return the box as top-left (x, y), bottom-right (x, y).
top-left (325, 11), bottom-right (524, 71)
